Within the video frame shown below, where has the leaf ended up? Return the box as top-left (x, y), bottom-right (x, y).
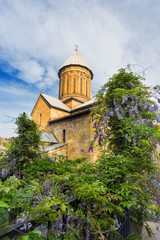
top-left (1, 237), bottom-right (10, 240)
top-left (21, 192), bottom-right (32, 198)
top-left (49, 213), bottom-right (57, 221)
top-left (60, 203), bottom-right (66, 215)
top-left (22, 235), bottom-right (29, 240)
top-left (1, 187), bottom-right (10, 193)
top-left (0, 200), bottom-right (9, 208)
top-left (29, 230), bottom-right (41, 235)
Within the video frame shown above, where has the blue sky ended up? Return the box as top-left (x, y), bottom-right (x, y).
top-left (0, 0), bottom-right (160, 137)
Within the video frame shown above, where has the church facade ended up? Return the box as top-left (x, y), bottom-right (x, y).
top-left (31, 48), bottom-right (98, 161)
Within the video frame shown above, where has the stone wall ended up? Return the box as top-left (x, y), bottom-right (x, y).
top-left (48, 112), bottom-right (99, 162)
top-left (31, 95), bottom-right (51, 130)
top-left (31, 95), bottom-right (70, 131)
top-left (50, 108), bottom-right (69, 120)
top-left (47, 144), bottom-right (68, 157)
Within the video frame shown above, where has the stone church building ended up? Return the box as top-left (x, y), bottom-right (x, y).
top-left (31, 48), bottom-right (98, 161)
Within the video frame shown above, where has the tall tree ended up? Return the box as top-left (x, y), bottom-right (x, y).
top-left (2, 113), bottom-right (41, 179)
top-left (90, 66), bottom-right (160, 232)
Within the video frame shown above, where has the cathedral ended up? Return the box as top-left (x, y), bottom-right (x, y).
top-left (31, 47), bottom-right (98, 161)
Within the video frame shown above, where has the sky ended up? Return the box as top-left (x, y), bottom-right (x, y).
top-left (0, 0), bottom-right (160, 138)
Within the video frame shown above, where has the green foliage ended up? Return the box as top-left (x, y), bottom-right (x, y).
top-left (126, 233), bottom-right (142, 240)
top-left (0, 176), bottom-right (34, 237)
top-left (18, 230), bottom-right (42, 240)
top-left (0, 153), bottom-right (159, 239)
top-left (1, 113), bottom-right (41, 180)
top-left (22, 156), bottom-right (56, 182)
top-left (91, 67), bottom-right (159, 156)
top-left (90, 66), bottom-right (160, 235)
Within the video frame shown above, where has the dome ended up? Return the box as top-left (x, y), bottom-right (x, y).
top-left (58, 47), bottom-right (93, 79)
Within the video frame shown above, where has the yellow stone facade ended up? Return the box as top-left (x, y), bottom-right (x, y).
top-left (31, 94), bottom-right (70, 131)
top-left (63, 98), bottom-right (83, 109)
top-left (47, 112), bottom-right (99, 161)
top-left (47, 144), bottom-right (68, 157)
top-left (31, 48), bottom-right (98, 161)
top-left (59, 65), bottom-right (92, 106)
top-left (31, 94), bottom-right (51, 131)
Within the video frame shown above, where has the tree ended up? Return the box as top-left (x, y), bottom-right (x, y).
top-left (91, 66), bottom-right (159, 154)
top-left (90, 66), bottom-right (160, 234)
top-left (1, 113), bottom-right (41, 179)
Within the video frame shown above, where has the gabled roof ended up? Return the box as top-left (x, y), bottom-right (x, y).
top-left (41, 93), bottom-right (71, 112)
top-left (31, 91), bottom-right (95, 117)
top-left (42, 92), bottom-right (95, 113)
top-left (31, 92), bottom-right (71, 116)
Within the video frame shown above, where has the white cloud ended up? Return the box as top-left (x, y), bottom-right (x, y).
top-left (16, 59), bottom-right (44, 84)
top-left (37, 66), bottom-right (58, 88)
top-left (0, 123), bottom-right (17, 138)
top-left (0, 0), bottom-right (132, 89)
top-left (0, 0), bottom-right (160, 138)
top-left (0, 81), bottom-right (39, 134)
top-left (0, 83), bottom-right (34, 97)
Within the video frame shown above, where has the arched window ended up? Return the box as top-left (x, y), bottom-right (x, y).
top-left (39, 114), bottom-right (42, 126)
top-left (67, 78), bottom-right (69, 94)
top-left (61, 78), bottom-right (65, 95)
top-left (81, 78), bottom-right (82, 94)
top-left (63, 78), bottom-right (65, 95)
top-left (63, 129), bottom-right (66, 143)
top-left (61, 79), bottom-right (63, 95)
top-left (86, 81), bottom-right (88, 96)
top-left (74, 77), bottom-right (76, 93)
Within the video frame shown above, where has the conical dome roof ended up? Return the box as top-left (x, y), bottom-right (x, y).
top-left (58, 48), bottom-right (93, 79)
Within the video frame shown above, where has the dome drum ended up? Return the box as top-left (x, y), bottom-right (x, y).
top-left (58, 48), bottom-right (93, 104)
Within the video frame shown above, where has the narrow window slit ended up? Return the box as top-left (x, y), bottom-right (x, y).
top-left (63, 129), bottom-right (66, 143)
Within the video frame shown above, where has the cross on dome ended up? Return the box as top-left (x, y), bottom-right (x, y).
top-left (75, 44), bottom-right (78, 51)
